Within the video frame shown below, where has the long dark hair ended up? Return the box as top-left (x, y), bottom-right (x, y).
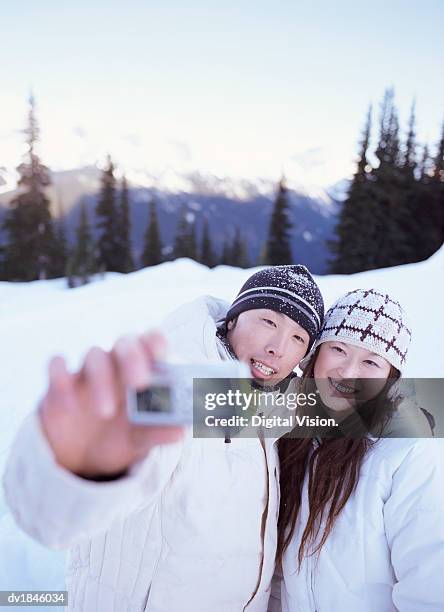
top-left (276, 347), bottom-right (400, 570)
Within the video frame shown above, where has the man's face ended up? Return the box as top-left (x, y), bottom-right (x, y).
top-left (227, 308), bottom-right (310, 385)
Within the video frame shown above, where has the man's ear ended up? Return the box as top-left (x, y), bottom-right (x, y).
top-left (226, 316), bottom-right (238, 332)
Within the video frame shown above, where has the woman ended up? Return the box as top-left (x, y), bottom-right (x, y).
top-left (272, 288), bottom-right (444, 612)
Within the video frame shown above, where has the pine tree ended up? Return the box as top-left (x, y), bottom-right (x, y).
top-left (375, 88), bottom-right (400, 168)
top-left (398, 103), bottom-right (427, 263)
top-left (434, 121), bottom-right (444, 182)
top-left (0, 228), bottom-right (6, 279)
top-left (265, 177), bottom-right (293, 265)
top-left (411, 145), bottom-right (435, 262)
top-left (200, 216), bottom-right (216, 268)
top-left (370, 88), bottom-right (411, 269)
top-left (51, 194), bottom-right (69, 277)
top-left (173, 206), bottom-right (188, 259)
top-left (418, 144), bottom-right (431, 181)
top-left (188, 217), bottom-right (198, 261)
top-left (230, 227), bottom-right (242, 266)
top-left (95, 155), bottom-right (120, 272)
top-left (173, 205), bottom-right (197, 260)
top-left (0, 247), bottom-right (4, 280)
top-left (51, 219), bottom-right (69, 278)
top-left (220, 233), bottom-right (232, 266)
top-left (2, 94), bottom-right (59, 281)
top-left (402, 102), bottom-right (417, 177)
top-left (428, 121), bottom-right (444, 256)
top-left (329, 105), bottom-right (376, 273)
top-left (230, 226), bottom-right (250, 268)
top-left (117, 175), bottom-right (134, 273)
top-left (329, 95), bottom-right (443, 272)
top-left (142, 198), bottom-right (163, 267)
top-left (256, 241), bottom-right (269, 266)
top-left (66, 201), bottom-right (96, 287)
top-left (240, 237), bottom-right (250, 268)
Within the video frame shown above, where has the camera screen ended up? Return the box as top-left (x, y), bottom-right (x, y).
top-left (136, 386), bottom-right (172, 413)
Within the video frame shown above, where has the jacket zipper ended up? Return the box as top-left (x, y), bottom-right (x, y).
top-left (310, 439), bottom-right (319, 611)
top-left (243, 422), bottom-right (269, 610)
top-left (310, 560), bottom-right (317, 612)
top-left (307, 535), bottom-right (318, 612)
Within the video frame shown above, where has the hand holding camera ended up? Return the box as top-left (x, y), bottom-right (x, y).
top-left (38, 331), bottom-right (185, 480)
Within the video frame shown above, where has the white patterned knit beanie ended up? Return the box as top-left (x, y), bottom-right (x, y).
top-left (307, 288), bottom-right (412, 373)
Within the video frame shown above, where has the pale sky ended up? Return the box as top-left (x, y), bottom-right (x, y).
top-left (1, 0), bottom-right (443, 190)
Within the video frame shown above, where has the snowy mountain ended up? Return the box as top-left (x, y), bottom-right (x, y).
top-left (0, 166), bottom-right (341, 273)
top-left (0, 247), bottom-right (443, 602)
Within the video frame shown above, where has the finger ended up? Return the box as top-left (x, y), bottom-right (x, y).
top-left (112, 335), bottom-right (151, 390)
top-left (45, 355), bottom-right (76, 413)
top-left (82, 347), bottom-right (118, 419)
top-left (140, 330), bottom-right (168, 363)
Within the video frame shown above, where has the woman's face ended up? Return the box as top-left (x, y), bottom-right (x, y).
top-left (313, 341), bottom-right (392, 414)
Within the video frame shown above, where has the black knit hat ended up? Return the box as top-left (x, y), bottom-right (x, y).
top-left (226, 265), bottom-right (324, 350)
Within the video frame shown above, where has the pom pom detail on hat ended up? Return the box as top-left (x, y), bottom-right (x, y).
top-left (225, 265), bottom-right (324, 350)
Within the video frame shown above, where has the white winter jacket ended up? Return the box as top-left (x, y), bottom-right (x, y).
top-left (269, 437), bottom-right (444, 612)
top-left (3, 296), bottom-right (283, 612)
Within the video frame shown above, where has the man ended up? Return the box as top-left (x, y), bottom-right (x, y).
top-left (3, 265), bottom-right (324, 612)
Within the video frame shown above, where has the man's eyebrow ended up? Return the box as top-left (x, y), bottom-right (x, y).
top-left (265, 311), bottom-right (307, 334)
top-left (272, 311), bottom-right (284, 319)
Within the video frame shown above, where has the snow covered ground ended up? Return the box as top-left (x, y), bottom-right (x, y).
top-left (1, 249), bottom-right (443, 608)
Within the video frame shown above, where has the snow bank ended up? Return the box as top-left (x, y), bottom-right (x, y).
top-left (0, 249), bottom-right (443, 605)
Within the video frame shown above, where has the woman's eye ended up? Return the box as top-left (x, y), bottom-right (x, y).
top-left (331, 345), bottom-right (345, 354)
top-left (365, 360), bottom-right (379, 368)
top-left (294, 335), bottom-right (305, 344)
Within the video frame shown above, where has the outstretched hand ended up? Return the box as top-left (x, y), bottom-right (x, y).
top-left (39, 331), bottom-right (184, 479)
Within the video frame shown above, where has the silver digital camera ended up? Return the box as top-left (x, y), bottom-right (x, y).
top-left (126, 360), bottom-right (251, 426)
